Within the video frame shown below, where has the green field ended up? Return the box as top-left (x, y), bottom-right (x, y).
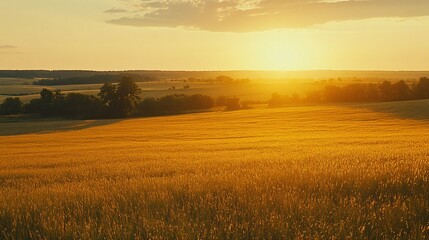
top-left (1, 101), bottom-right (429, 239)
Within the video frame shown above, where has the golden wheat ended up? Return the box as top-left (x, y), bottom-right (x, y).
top-left (1, 102), bottom-right (429, 239)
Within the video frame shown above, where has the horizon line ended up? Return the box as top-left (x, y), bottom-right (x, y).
top-left (2, 69), bottom-right (429, 72)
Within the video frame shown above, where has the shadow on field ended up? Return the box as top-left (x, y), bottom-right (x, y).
top-left (347, 99), bottom-right (429, 120)
top-left (0, 117), bottom-right (122, 136)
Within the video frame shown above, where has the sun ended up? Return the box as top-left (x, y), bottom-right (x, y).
top-left (247, 33), bottom-right (314, 71)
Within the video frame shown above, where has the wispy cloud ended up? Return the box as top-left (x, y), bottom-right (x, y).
top-left (108, 0), bottom-right (429, 32)
top-left (104, 8), bottom-right (130, 14)
top-left (0, 45), bottom-right (20, 54)
top-left (0, 45), bottom-right (16, 49)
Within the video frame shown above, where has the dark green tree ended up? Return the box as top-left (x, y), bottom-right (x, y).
top-left (0, 97), bottom-right (22, 115)
top-left (99, 82), bottom-right (117, 106)
top-left (25, 89), bottom-right (65, 115)
top-left (98, 77), bottom-right (141, 118)
top-left (116, 77), bottom-right (142, 116)
top-left (63, 93), bottom-right (102, 118)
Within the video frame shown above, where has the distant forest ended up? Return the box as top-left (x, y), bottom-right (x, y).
top-left (33, 74), bottom-right (152, 86)
top-left (32, 74), bottom-right (247, 86)
top-left (269, 77), bottom-right (429, 106)
top-left (3, 70), bottom-right (429, 81)
top-left (2, 76), bottom-right (429, 119)
top-left (0, 70), bottom-right (100, 79)
top-left (0, 70), bottom-right (257, 81)
top-left (0, 77), bottom-right (243, 118)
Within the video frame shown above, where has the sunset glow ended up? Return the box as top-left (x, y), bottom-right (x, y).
top-left (2, 1), bottom-right (429, 239)
top-left (1, 0), bottom-right (429, 70)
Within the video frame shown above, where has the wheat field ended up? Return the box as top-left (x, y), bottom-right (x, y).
top-left (1, 101), bottom-right (429, 239)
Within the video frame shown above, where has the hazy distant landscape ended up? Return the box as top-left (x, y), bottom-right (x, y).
top-left (2, 70), bottom-right (429, 103)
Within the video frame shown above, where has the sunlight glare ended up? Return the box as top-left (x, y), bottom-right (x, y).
top-left (250, 35), bottom-right (313, 70)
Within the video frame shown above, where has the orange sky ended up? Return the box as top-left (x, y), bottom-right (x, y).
top-left (1, 0), bottom-right (429, 71)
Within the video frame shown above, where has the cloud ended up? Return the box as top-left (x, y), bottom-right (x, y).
top-left (0, 45), bottom-right (20, 54)
top-left (108, 0), bottom-right (429, 32)
top-left (0, 45), bottom-right (16, 49)
top-left (104, 8), bottom-right (130, 14)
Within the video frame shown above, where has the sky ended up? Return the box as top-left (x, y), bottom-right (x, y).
top-left (1, 0), bottom-right (429, 71)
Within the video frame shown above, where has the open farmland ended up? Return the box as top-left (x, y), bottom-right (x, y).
top-left (0, 78), bottom-right (318, 103)
top-left (1, 101), bottom-right (429, 239)
top-left (3, 74), bottom-right (416, 103)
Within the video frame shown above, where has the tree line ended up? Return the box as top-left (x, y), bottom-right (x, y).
top-left (269, 77), bottom-right (429, 106)
top-left (0, 70), bottom-right (98, 79)
top-left (33, 74), bottom-right (151, 86)
top-left (0, 77), bottom-right (244, 118)
top-left (6, 77), bottom-right (428, 117)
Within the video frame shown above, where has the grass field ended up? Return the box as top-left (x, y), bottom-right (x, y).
top-left (1, 101), bottom-right (429, 239)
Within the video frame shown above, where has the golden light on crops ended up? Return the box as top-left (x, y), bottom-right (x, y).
top-left (1, 102), bottom-right (429, 238)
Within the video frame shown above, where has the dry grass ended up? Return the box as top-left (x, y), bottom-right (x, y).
top-left (1, 103), bottom-right (429, 239)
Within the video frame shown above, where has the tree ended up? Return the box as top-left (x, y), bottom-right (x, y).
top-left (268, 93), bottom-right (292, 106)
top-left (135, 94), bottom-right (215, 116)
top-left (25, 89), bottom-right (65, 115)
top-left (116, 77), bottom-right (142, 114)
top-left (0, 97), bottom-right (22, 115)
top-left (136, 97), bottom-right (160, 116)
top-left (324, 85), bottom-right (343, 102)
top-left (391, 80), bottom-right (411, 101)
top-left (413, 77), bottom-right (429, 99)
top-left (216, 96), bottom-right (241, 110)
top-left (379, 81), bottom-right (393, 101)
top-left (98, 77), bottom-right (142, 118)
top-left (99, 82), bottom-right (117, 106)
top-left (306, 91), bottom-right (322, 103)
top-left (187, 94), bottom-right (214, 110)
top-left (365, 83), bottom-right (380, 102)
top-left (62, 93), bottom-right (102, 118)
top-left (342, 84), bottom-right (366, 102)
